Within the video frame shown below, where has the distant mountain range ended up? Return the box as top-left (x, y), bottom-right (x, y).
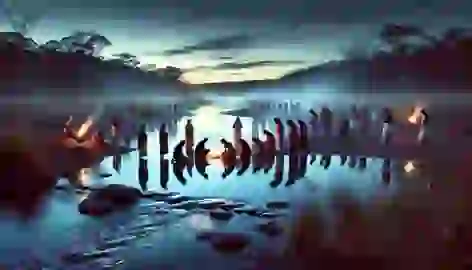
top-left (197, 24), bottom-right (472, 93)
top-left (2, 24), bottom-right (472, 97)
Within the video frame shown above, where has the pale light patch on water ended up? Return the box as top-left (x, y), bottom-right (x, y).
top-left (0, 93), bottom-right (471, 268)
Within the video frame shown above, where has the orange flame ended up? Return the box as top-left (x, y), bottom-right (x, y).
top-left (207, 150), bottom-right (223, 160)
top-left (76, 117), bottom-right (94, 138)
top-left (404, 161), bottom-right (415, 173)
top-left (408, 107), bottom-right (423, 124)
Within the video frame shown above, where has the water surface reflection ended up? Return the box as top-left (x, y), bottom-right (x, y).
top-left (0, 98), bottom-right (471, 269)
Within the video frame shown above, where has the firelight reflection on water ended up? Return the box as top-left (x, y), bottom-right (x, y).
top-left (0, 97), bottom-right (466, 269)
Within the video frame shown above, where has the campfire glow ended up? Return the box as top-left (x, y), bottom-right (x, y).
top-left (76, 117), bottom-right (95, 138)
top-left (408, 107), bottom-right (423, 124)
top-left (404, 161), bottom-right (415, 173)
top-left (207, 150), bottom-right (223, 160)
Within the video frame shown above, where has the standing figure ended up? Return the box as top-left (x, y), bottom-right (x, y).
top-left (320, 106), bottom-right (333, 137)
top-left (298, 120), bottom-right (309, 151)
top-left (349, 105), bottom-right (360, 134)
top-left (159, 123), bottom-right (169, 156)
top-left (287, 120), bottom-right (300, 154)
top-left (358, 106), bottom-right (371, 138)
top-left (309, 109), bottom-right (319, 138)
top-left (417, 108), bottom-right (429, 144)
top-left (338, 118), bottom-right (351, 138)
top-left (380, 107), bottom-right (394, 145)
top-left (137, 124), bottom-right (148, 157)
top-left (233, 117), bottom-right (243, 156)
top-left (185, 119), bottom-right (194, 156)
top-left (274, 118), bottom-right (285, 152)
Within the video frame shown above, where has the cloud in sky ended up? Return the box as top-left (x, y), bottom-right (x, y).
top-left (147, 33), bottom-right (254, 56)
top-left (187, 60), bottom-right (306, 71)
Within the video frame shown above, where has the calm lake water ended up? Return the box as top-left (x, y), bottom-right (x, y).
top-left (1, 93), bottom-right (472, 269)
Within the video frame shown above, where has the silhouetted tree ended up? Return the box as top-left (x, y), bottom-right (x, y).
top-left (39, 39), bottom-right (61, 51)
top-left (155, 66), bottom-right (183, 80)
top-left (112, 52), bottom-right (140, 67)
top-left (0, 31), bottom-right (38, 50)
top-left (379, 23), bottom-right (436, 54)
top-left (71, 41), bottom-right (94, 55)
top-left (440, 27), bottom-right (472, 48)
top-left (86, 34), bottom-right (112, 56)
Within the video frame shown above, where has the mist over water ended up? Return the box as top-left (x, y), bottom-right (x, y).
top-left (0, 91), bottom-right (471, 269)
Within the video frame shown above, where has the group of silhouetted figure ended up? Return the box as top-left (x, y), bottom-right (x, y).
top-left (96, 106), bottom-right (408, 190)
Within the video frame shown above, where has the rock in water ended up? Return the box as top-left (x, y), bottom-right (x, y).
top-left (256, 221), bottom-right (284, 237)
top-left (209, 209), bottom-right (234, 221)
top-left (78, 184), bottom-right (142, 216)
top-left (196, 231), bottom-right (251, 254)
top-left (266, 201), bottom-right (290, 210)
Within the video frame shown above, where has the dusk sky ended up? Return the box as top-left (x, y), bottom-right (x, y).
top-left (1, 0), bottom-right (472, 84)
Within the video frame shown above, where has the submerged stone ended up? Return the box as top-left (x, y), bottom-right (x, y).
top-left (266, 201), bottom-right (290, 210)
top-left (196, 231), bottom-right (251, 254)
top-left (209, 209), bottom-right (234, 221)
top-left (78, 184), bottom-right (141, 216)
top-left (256, 221), bottom-right (284, 237)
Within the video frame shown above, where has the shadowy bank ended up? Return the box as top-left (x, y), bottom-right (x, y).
top-left (201, 24), bottom-right (472, 93)
top-left (0, 32), bottom-right (190, 97)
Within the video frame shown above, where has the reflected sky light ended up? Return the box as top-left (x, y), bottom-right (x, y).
top-left (77, 168), bottom-right (92, 186)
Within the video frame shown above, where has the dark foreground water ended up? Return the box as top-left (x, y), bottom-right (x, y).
top-left (1, 94), bottom-right (472, 269)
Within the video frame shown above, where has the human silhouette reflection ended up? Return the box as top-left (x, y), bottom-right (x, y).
top-left (187, 147), bottom-right (194, 177)
top-left (339, 118), bottom-right (351, 139)
top-left (233, 117), bottom-right (243, 156)
top-left (274, 118), bottom-right (284, 152)
top-left (270, 153), bottom-right (284, 188)
top-left (382, 158), bottom-right (391, 185)
top-left (220, 138), bottom-right (236, 179)
top-left (298, 120), bottom-right (309, 151)
top-left (309, 152), bottom-right (317, 165)
top-left (195, 138), bottom-right (210, 179)
top-left (112, 152), bottom-right (122, 173)
top-left (138, 158), bottom-right (149, 191)
top-left (263, 130), bottom-right (276, 154)
top-left (172, 140), bottom-right (187, 185)
top-left (137, 123), bottom-right (148, 157)
top-left (309, 109), bottom-right (319, 138)
top-left (320, 154), bottom-right (331, 169)
top-left (359, 157), bottom-right (367, 170)
top-left (252, 137), bottom-right (264, 156)
top-left (160, 158), bottom-right (169, 189)
top-left (359, 106), bottom-right (371, 136)
top-left (237, 138), bottom-right (251, 176)
top-left (320, 106), bottom-right (333, 137)
top-left (263, 150), bottom-right (276, 174)
top-left (252, 138), bottom-right (265, 173)
top-left (380, 107), bottom-right (394, 145)
top-left (159, 123), bottom-right (169, 156)
top-left (287, 120), bottom-right (300, 154)
top-left (340, 154), bottom-right (348, 166)
top-left (286, 153), bottom-right (300, 186)
top-left (348, 155), bottom-right (357, 168)
top-left (299, 153), bottom-right (308, 178)
top-left (185, 119), bottom-right (194, 156)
